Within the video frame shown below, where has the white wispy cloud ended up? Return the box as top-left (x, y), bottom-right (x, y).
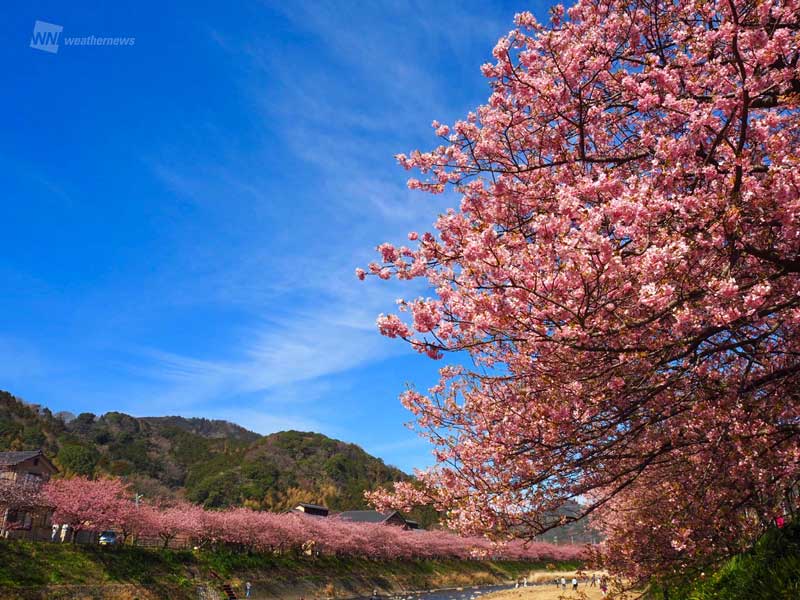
top-left (115, 1), bottom-right (508, 460)
top-left (126, 275), bottom-right (420, 410)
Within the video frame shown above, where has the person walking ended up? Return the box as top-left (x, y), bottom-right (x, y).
top-left (590, 574), bottom-right (597, 587)
top-left (560, 577), bottom-right (566, 590)
top-left (572, 577), bottom-right (578, 591)
top-left (245, 581), bottom-right (252, 598)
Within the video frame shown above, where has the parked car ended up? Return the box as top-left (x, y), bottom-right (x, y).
top-left (98, 531), bottom-right (117, 546)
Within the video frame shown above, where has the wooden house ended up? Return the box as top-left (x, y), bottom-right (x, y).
top-left (0, 450), bottom-right (58, 539)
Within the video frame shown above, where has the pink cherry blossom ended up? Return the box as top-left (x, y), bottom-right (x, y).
top-left (362, 0), bottom-right (800, 581)
top-left (40, 477), bottom-right (585, 561)
top-left (44, 477), bottom-right (139, 541)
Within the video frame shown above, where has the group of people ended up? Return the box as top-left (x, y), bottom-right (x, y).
top-left (554, 576), bottom-right (579, 591)
top-left (50, 523), bottom-right (70, 542)
top-left (591, 573), bottom-right (609, 595)
top-left (553, 574), bottom-right (609, 595)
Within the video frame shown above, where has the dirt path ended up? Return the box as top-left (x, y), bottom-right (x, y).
top-left (480, 586), bottom-right (606, 600)
top-left (482, 570), bottom-right (608, 600)
top-left (480, 574), bottom-right (639, 600)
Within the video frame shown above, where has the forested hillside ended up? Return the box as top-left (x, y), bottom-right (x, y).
top-left (0, 390), bottom-right (409, 514)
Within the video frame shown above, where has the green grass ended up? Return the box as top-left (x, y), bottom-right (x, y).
top-left (651, 520), bottom-right (800, 600)
top-left (0, 541), bottom-right (580, 593)
top-left (0, 541), bottom-right (194, 588)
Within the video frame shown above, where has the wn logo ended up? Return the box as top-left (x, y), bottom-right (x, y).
top-left (30, 21), bottom-right (63, 54)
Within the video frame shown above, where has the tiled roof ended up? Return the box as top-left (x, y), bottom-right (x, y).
top-left (337, 510), bottom-right (399, 524)
top-left (0, 450), bottom-right (44, 467)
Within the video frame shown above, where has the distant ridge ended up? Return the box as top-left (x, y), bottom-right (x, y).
top-left (139, 415), bottom-right (261, 443)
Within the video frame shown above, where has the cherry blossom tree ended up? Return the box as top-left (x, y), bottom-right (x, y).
top-left (0, 479), bottom-right (43, 512)
top-left (44, 477), bottom-right (136, 542)
top-left (140, 502), bottom-right (204, 549)
top-left (590, 446), bottom-right (790, 581)
top-left (363, 0), bottom-right (800, 579)
top-left (0, 478), bottom-right (44, 535)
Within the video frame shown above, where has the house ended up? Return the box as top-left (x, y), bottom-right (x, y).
top-left (337, 510), bottom-right (409, 528)
top-left (0, 450), bottom-right (58, 485)
top-left (0, 450), bottom-right (58, 539)
top-left (292, 503), bottom-right (330, 517)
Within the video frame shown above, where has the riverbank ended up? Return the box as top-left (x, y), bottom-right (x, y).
top-left (482, 585), bottom-right (606, 600)
top-left (0, 541), bottom-right (584, 600)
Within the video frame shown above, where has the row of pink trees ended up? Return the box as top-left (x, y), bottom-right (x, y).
top-left (39, 477), bottom-right (584, 562)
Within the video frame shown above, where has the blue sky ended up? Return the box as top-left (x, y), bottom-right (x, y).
top-left (1, 1), bottom-right (550, 472)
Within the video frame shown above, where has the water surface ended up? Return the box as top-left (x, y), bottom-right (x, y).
top-left (371, 583), bottom-right (522, 600)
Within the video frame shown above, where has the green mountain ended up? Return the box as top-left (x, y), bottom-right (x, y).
top-left (0, 390), bottom-right (409, 514)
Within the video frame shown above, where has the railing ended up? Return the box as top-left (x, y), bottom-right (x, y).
top-left (2, 526), bottom-right (199, 549)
